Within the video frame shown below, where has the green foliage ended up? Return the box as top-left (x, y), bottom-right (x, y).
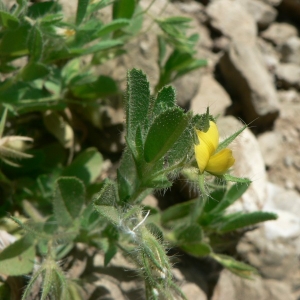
top-left (0, 1), bottom-right (275, 299)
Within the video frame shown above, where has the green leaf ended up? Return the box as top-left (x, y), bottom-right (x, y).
top-left (153, 86), bottom-right (176, 115)
top-left (181, 242), bottom-right (212, 257)
top-left (21, 62), bottom-right (49, 81)
top-left (62, 148), bottom-right (103, 185)
top-left (0, 24), bottom-right (30, 56)
top-left (27, 2), bottom-right (60, 19)
top-left (96, 19), bottom-right (130, 37)
top-left (71, 75), bottom-right (118, 98)
top-left (104, 242), bottom-right (117, 266)
top-left (70, 39), bottom-right (123, 55)
top-left (113, 0), bottom-right (135, 19)
top-left (0, 108), bottom-right (7, 138)
top-left (144, 108), bottom-right (188, 163)
top-left (27, 25), bottom-right (43, 62)
top-left (126, 69), bottom-right (150, 141)
top-left (161, 199), bottom-right (196, 224)
top-left (203, 188), bottom-right (226, 213)
top-left (176, 224), bottom-right (203, 243)
top-left (158, 36), bottom-right (166, 67)
top-left (211, 253), bottom-right (258, 278)
top-left (87, 0), bottom-right (113, 15)
top-left (0, 236), bottom-right (35, 276)
top-left (159, 16), bottom-right (192, 25)
top-left (146, 174), bottom-right (172, 189)
top-left (40, 13), bottom-right (64, 25)
top-left (53, 177), bottom-right (86, 227)
top-left (0, 10), bottom-right (20, 29)
top-left (76, 0), bottom-right (89, 25)
top-left (218, 211), bottom-right (277, 233)
top-left (210, 182), bottom-right (250, 214)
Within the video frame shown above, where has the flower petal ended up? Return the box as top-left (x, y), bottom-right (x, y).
top-left (205, 148), bottom-right (235, 176)
top-left (194, 142), bottom-right (210, 173)
top-left (196, 121), bottom-right (219, 157)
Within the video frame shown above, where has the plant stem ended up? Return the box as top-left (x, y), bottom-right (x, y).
top-left (191, 173), bottom-right (207, 223)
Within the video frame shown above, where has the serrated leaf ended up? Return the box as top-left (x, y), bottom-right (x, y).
top-left (93, 205), bottom-right (119, 226)
top-left (93, 179), bottom-right (118, 207)
top-left (0, 10), bottom-right (19, 29)
top-left (62, 148), bottom-right (103, 185)
top-left (27, 26), bottom-right (43, 62)
top-left (144, 108), bottom-right (188, 163)
top-left (76, 0), bottom-right (89, 25)
top-left (218, 211), bottom-right (277, 233)
top-left (96, 19), bottom-right (130, 37)
top-left (153, 86), bottom-right (176, 115)
top-left (181, 242), bottom-right (211, 257)
top-left (53, 177), bottom-right (86, 227)
top-left (210, 182), bottom-right (250, 214)
top-left (113, 0), bottom-right (135, 19)
top-left (0, 236), bottom-right (35, 276)
top-left (126, 69), bottom-right (150, 141)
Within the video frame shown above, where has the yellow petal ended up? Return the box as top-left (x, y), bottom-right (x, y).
top-left (194, 142), bottom-right (210, 173)
top-left (205, 148), bottom-right (235, 176)
top-left (196, 121), bottom-right (219, 157)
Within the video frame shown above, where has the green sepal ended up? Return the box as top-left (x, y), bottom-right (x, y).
top-left (217, 124), bottom-right (247, 152)
top-left (221, 174), bottom-right (252, 184)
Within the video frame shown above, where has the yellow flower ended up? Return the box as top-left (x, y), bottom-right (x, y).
top-left (194, 121), bottom-right (235, 176)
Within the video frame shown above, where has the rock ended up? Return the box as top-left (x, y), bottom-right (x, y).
top-left (257, 131), bottom-right (282, 166)
top-left (237, 0), bottom-right (277, 29)
top-left (275, 63), bottom-right (300, 89)
top-left (237, 226), bottom-right (299, 284)
top-left (180, 283), bottom-right (207, 300)
top-left (217, 116), bottom-right (268, 212)
top-left (190, 74), bottom-right (231, 116)
top-left (207, 0), bottom-right (257, 43)
top-left (261, 22), bottom-right (298, 46)
top-left (219, 42), bottom-right (280, 128)
top-left (258, 0), bottom-right (282, 6)
top-left (280, 36), bottom-right (300, 64)
top-left (257, 37), bottom-right (280, 72)
top-left (211, 269), bottom-right (294, 300)
top-left (277, 89), bottom-right (300, 103)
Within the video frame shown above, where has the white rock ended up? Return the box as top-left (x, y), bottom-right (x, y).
top-left (190, 74), bottom-right (231, 116)
top-left (257, 131), bottom-right (282, 166)
top-left (275, 63), bottom-right (300, 89)
top-left (207, 0), bottom-right (257, 43)
top-left (280, 36), bottom-right (300, 65)
top-left (237, 0), bottom-right (277, 29)
top-left (217, 116), bottom-right (268, 212)
top-left (261, 22), bottom-right (298, 46)
top-left (219, 42), bottom-right (280, 127)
